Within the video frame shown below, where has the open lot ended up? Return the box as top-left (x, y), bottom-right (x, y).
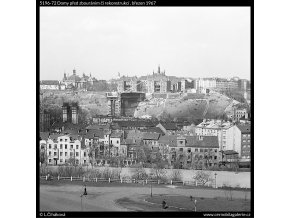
top-left (39, 181), bottom-right (251, 212)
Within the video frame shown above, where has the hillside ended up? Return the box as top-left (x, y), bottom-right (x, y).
top-left (40, 90), bottom-right (239, 121)
top-left (134, 92), bottom-right (237, 120)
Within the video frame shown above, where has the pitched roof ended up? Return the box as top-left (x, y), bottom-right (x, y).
top-left (85, 129), bottom-right (105, 138)
top-left (140, 127), bottom-right (165, 135)
top-left (158, 135), bottom-right (177, 146)
top-left (142, 132), bottom-right (160, 140)
top-left (237, 124), bottom-right (251, 133)
top-left (158, 135), bottom-right (219, 148)
top-left (86, 124), bottom-right (110, 130)
top-left (113, 120), bottom-right (155, 128)
top-left (223, 150), bottom-right (239, 155)
top-left (126, 130), bottom-right (144, 141)
top-left (158, 122), bottom-right (178, 130)
top-left (40, 80), bottom-right (59, 85)
top-left (110, 131), bottom-right (123, 138)
top-left (40, 132), bottom-right (50, 140)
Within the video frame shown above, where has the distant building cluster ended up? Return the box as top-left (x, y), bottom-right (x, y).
top-left (40, 114), bottom-right (251, 169)
top-left (40, 69), bottom-right (97, 91)
top-left (115, 66), bottom-right (250, 95)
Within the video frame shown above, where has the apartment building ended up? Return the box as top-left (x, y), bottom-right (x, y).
top-left (44, 134), bottom-right (82, 165)
top-left (195, 120), bottom-right (234, 151)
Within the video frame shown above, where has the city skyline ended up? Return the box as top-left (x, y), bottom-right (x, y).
top-left (40, 7), bottom-right (250, 81)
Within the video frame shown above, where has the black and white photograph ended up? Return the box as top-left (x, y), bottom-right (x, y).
top-left (37, 0), bottom-right (253, 217)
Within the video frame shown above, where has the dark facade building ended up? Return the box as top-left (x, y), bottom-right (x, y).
top-left (62, 102), bottom-right (79, 124)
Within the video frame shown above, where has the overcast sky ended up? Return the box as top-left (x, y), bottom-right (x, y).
top-left (40, 7), bottom-right (250, 81)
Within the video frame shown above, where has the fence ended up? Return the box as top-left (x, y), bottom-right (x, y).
top-left (40, 175), bottom-right (216, 188)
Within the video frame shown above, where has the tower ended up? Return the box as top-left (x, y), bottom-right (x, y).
top-left (73, 68), bottom-right (76, 75)
top-left (63, 72), bottom-right (67, 81)
top-left (71, 104), bottom-right (78, 124)
top-left (62, 105), bottom-right (68, 122)
top-left (158, 65), bottom-right (160, 74)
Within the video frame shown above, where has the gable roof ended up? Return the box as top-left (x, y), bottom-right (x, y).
top-left (237, 124), bottom-right (251, 133)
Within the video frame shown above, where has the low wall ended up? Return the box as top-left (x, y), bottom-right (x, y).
top-left (44, 166), bottom-right (251, 188)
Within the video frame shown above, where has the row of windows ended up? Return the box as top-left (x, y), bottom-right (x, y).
top-left (48, 151), bottom-right (86, 157)
top-left (171, 148), bottom-right (218, 153)
top-left (48, 144), bottom-right (80, 150)
top-left (242, 140), bottom-right (251, 143)
top-left (242, 134), bottom-right (251, 137)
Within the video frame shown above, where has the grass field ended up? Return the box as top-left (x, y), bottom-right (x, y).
top-left (40, 180), bottom-right (251, 211)
top-left (145, 195), bottom-right (251, 212)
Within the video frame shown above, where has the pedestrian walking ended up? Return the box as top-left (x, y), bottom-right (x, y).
top-left (83, 185), bottom-right (87, 195)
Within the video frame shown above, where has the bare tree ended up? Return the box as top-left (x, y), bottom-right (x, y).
top-left (170, 169), bottom-right (182, 181)
top-left (193, 170), bottom-right (213, 186)
top-left (131, 164), bottom-right (149, 180)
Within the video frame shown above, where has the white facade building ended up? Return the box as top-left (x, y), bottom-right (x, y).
top-left (195, 120), bottom-right (234, 151)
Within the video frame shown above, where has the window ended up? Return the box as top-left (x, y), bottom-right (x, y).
top-left (187, 149), bottom-right (191, 153)
top-left (214, 149), bottom-right (217, 152)
top-left (76, 152), bottom-right (79, 157)
top-left (243, 140), bottom-right (246, 142)
top-left (248, 140), bottom-right (250, 142)
top-left (70, 145), bottom-right (73, 149)
top-left (117, 140), bottom-right (119, 144)
top-left (54, 152), bottom-right (57, 156)
top-left (54, 145), bottom-right (57, 149)
top-left (49, 159), bottom-right (51, 163)
top-left (204, 149), bottom-right (208, 152)
top-left (49, 151), bottom-right (51, 155)
top-left (179, 148), bottom-right (183, 152)
top-left (65, 145), bottom-right (67, 149)
top-left (60, 159), bottom-right (63, 163)
top-left (214, 156), bottom-right (217, 160)
top-left (84, 160), bottom-right (86, 164)
top-left (60, 152), bottom-right (63, 156)
top-left (76, 145), bottom-right (79, 149)
top-left (111, 140), bottom-right (112, 144)
top-left (60, 144), bottom-right (63, 149)
top-left (200, 149), bottom-right (204, 152)
top-left (243, 135), bottom-right (246, 138)
top-left (65, 139), bottom-right (67, 142)
top-left (70, 152), bottom-right (73, 157)
top-left (195, 148), bottom-right (198, 152)
top-left (60, 139), bottom-right (63, 141)
top-left (49, 144), bottom-right (51, 149)
top-left (84, 152), bottom-right (86, 157)
top-left (65, 152), bottom-right (67, 156)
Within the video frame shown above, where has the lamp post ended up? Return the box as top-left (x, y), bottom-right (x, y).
top-left (214, 173), bottom-right (217, 188)
top-left (150, 183), bottom-right (152, 197)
